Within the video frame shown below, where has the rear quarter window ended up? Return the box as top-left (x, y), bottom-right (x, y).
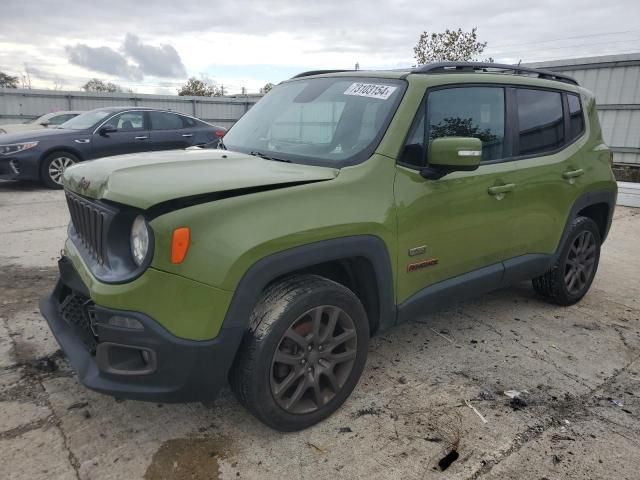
top-left (567, 93), bottom-right (585, 142)
top-left (150, 111), bottom-right (184, 130)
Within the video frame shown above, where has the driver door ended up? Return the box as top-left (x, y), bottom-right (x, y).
top-left (91, 111), bottom-right (151, 158)
top-left (394, 85), bottom-right (517, 304)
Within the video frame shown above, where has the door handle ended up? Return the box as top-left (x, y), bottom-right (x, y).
top-left (488, 183), bottom-right (516, 196)
top-left (182, 134), bottom-right (193, 138)
top-left (562, 169), bottom-right (584, 179)
top-left (135, 136), bottom-right (148, 140)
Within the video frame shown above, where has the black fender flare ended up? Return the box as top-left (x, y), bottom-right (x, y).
top-left (220, 235), bottom-right (396, 334)
top-left (552, 188), bottom-right (616, 263)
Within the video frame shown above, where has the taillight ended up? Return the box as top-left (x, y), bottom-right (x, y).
top-left (215, 130), bottom-right (225, 137)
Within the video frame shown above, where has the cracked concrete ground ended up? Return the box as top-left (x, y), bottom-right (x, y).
top-left (1, 179), bottom-right (639, 480)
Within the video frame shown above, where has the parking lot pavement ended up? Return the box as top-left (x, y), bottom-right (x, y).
top-left (1, 179), bottom-right (639, 480)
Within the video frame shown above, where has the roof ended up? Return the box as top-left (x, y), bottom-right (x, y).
top-left (40, 111), bottom-right (83, 115)
top-left (96, 106), bottom-right (155, 112)
top-left (289, 62), bottom-right (579, 86)
top-left (288, 70), bottom-right (408, 80)
top-left (89, 106), bottom-right (201, 114)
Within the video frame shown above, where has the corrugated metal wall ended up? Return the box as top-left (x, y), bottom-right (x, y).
top-left (526, 54), bottom-right (640, 166)
top-left (4, 56), bottom-right (639, 165)
top-left (0, 88), bottom-right (262, 129)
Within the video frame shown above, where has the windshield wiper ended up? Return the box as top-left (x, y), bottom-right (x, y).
top-left (249, 151), bottom-right (291, 163)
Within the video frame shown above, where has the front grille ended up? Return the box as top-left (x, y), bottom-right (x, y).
top-left (59, 290), bottom-right (98, 353)
top-left (65, 191), bottom-right (111, 265)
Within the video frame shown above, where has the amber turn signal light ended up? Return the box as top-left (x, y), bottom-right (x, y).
top-left (171, 227), bottom-right (190, 264)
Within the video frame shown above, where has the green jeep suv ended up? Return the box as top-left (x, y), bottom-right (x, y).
top-left (40, 62), bottom-right (617, 431)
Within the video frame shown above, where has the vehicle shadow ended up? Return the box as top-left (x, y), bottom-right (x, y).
top-left (0, 180), bottom-right (47, 192)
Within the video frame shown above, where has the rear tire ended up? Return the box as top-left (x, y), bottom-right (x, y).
top-left (229, 274), bottom-right (369, 431)
top-left (532, 216), bottom-right (601, 306)
top-left (40, 152), bottom-right (78, 189)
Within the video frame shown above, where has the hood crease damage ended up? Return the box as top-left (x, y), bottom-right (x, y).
top-left (145, 179), bottom-right (329, 218)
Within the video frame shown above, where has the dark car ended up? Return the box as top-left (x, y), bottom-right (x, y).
top-left (0, 107), bottom-right (227, 188)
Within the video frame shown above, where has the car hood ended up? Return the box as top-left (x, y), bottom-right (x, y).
top-left (63, 149), bottom-right (339, 210)
top-left (0, 127), bottom-right (80, 142)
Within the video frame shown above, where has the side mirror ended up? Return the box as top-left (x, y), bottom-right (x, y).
top-left (99, 124), bottom-right (118, 135)
top-left (420, 137), bottom-right (482, 180)
top-left (40, 120), bottom-right (50, 127)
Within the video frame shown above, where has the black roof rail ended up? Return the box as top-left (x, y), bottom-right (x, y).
top-left (291, 69), bottom-right (354, 79)
top-left (411, 62), bottom-right (579, 86)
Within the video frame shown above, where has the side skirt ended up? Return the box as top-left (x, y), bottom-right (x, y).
top-left (396, 254), bottom-right (551, 324)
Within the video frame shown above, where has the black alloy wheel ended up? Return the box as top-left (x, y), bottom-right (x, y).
top-left (532, 216), bottom-right (601, 306)
top-left (270, 305), bottom-right (357, 414)
top-left (229, 274), bottom-right (369, 431)
top-left (564, 230), bottom-right (597, 295)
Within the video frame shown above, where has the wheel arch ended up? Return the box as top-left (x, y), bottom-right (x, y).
top-left (576, 202), bottom-right (611, 241)
top-left (554, 189), bottom-right (616, 262)
top-left (267, 256), bottom-right (383, 334)
top-left (221, 235), bottom-right (396, 337)
top-left (39, 146), bottom-right (84, 167)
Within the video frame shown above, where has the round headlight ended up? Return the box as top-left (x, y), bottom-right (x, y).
top-left (130, 215), bottom-right (150, 266)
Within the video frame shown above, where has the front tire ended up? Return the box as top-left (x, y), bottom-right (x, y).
top-left (230, 275), bottom-right (369, 431)
top-left (532, 216), bottom-right (601, 306)
top-left (40, 152), bottom-right (78, 189)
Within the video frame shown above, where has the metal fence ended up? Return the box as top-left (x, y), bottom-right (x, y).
top-left (526, 53), bottom-right (640, 166)
top-left (0, 88), bottom-right (263, 129)
top-left (4, 56), bottom-right (639, 166)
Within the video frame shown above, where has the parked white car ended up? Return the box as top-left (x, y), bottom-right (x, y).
top-left (0, 111), bottom-right (83, 134)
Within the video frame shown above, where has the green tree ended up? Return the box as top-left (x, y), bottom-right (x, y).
top-left (430, 117), bottom-right (497, 144)
top-left (178, 77), bottom-right (224, 96)
top-left (82, 78), bottom-right (123, 93)
top-left (0, 72), bottom-right (19, 88)
top-left (413, 27), bottom-right (489, 65)
top-left (260, 82), bottom-right (275, 94)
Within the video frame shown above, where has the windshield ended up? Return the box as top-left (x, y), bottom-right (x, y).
top-left (58, 110), bottom-right (111, 130)
top-left (223, 77), bottom-right (405, 166)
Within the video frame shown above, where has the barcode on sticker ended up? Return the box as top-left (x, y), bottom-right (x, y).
top-left (344, 83), bottom-right (397, 100)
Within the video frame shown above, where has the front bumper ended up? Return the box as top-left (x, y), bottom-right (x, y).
top-left (0, 152), bottom-right (40, 181)
top-left (0, 157), bottom-right (21, 180)
top-left (40, 257), bottom-right (245, 402)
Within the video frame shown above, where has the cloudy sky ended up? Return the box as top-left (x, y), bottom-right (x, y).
top-left (1, 0), bottom-right (639, 94)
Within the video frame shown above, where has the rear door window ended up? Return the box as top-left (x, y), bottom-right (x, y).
top-left (516, 89), bottom-right (564, 156)
top-left (427, 87), bottom-right (506, 162)
top-left (150, 111), bottom-right (185, 130)
top-left (567, 93), bottom-right (585, 142)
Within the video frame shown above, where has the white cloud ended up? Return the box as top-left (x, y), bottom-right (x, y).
top-left (1, 0), bottom-right (639, 94)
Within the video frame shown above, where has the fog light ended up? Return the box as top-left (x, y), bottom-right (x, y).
top-left (141, 350), bottom-right (151, 365)
top-left (108, 315), bottom-right (143, 330)
top-left (9, 159), bottom-right (20, 174)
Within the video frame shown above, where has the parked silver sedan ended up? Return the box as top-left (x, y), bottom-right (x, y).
top-left (0, 111), bottom-right (83, 134)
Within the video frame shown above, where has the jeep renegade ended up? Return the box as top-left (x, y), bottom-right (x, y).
top-left (40, 62), bottom-right (617, 431)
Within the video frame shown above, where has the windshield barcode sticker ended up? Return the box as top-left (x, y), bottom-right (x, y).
top-left (344, 83), bottom-right (397, 100)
